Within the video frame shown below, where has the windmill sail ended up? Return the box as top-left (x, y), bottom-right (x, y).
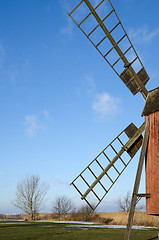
top-left (71, 123), bottom-right (144, 210)
top-left (68, 0), bottom-right (149, 99)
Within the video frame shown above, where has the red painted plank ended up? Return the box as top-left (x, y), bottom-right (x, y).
top-left (145, 111), bottom-right (159, 215)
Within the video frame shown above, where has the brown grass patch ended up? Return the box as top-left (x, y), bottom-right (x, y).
top-left (18, 211), bottom-right (159, 227)
top-left (98, 212), bottom-right (159, 227)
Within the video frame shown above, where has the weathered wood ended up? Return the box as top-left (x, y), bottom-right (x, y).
top-left (68, 0), bottom-right (84, 15)
top-left (145, 112), bottom-right (159, 214)
top-left (120, 67), bottom-right (149, 96)
top-left (125, 123), bottom-right (145, 151)
top-left (142, 87), bottom-right (159, 116)
top-left (81, 123), bottom-right (145, 200)
top-left (83, 0), bottom-right (148, 99)
top-left (137, 193), bottom-right (151, 198)
top-left (124, 123), bottom-right (139, 138)
top-left (127, 135), bottom-right (143, 158)
top-left (124, 117), bottom-right (150, 240)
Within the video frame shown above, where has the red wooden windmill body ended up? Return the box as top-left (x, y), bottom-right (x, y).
top-left (142, 88), bottom-right (159, 215)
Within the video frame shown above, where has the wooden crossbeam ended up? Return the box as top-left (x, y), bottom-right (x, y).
top-left (136, 193), bottom-right (151, 198)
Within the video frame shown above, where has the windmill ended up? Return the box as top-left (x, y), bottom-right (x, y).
top-left (67, 0), bottom-right (159, 239)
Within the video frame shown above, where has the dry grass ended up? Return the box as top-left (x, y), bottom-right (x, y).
top-left (98, 211), bottom-right (159, 227)
top-left (19, 211), bottom-right (159, 227)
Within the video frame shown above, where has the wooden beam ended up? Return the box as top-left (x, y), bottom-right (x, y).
top-left (124, 117), bottom-right (150, 240)
top-left (137, 193), bottom-right (151, 198)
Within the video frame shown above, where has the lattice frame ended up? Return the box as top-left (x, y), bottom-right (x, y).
top-left (68, 0), bottom-right (149, 96)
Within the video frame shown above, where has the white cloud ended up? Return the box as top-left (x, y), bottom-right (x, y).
top-left (43, 109), bottom-right (49, 119)
top-left (129, 26), bottom-right (159, 44)
top-left (24, 114), bottom-right (46, 137)
top-left (92, 92), bottom-right (120, 121)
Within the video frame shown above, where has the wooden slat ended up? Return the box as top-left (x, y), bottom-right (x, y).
top-left (79, 0), bottom-right (106, 26)
top-left (96, 35), bottom-right (107, 47)
top-left (103, 150), bottom-right (120, 174)
top-left (88, 24), bottom-right (99, 36)
top-left (131, 56), bottom-right (138, 65)
top-left (117, 136), bottom-right (125, 146)
top-left (72, 182), bottom-right (83, 197)
top-left (103, 151), bottom-right (111, 162)
top-left (88, 166), bottom-right (108, 192)
top-left (112, 57), bottom-right (121, 67)
top-left (110, 144), bottom-right (125, 170)
top-left (109, 21), bottom-right (120, 34)
top-left (104, 46), bottom-right (114, 57)
top-left (136, 193), bottom-right (151, 198)
top-left (102, 9), bottom-right (114, 22)
top-left (88, 9), bottom-right (115, 37)
top-left (80, 175), bottom-right (101, 201)
top-left (119, 157), bottom-right (127, 167)
top-left (124, 46), bottom-right (132, 55)
top-left (95, 159), bottom-right (114, 183)
top-left (69, 0), bottom-right (84, 15)
top-left (93, 153), bottom-right (136, 210)
top-left (117, 34), bottom-right (126, 44)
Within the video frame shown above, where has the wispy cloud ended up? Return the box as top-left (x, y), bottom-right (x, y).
top-left (43, 109), bottom-right (49, 119)
top-left (76, 74), bottom-right (96, 97)
top-left (84, 74), bottom-right (96, 97)
top-left (92, 92), bottom-right (120, 121)
top-left (45, 4), bottom-right (51, 13)
top-left (59, 0), bottom-right (74, 37)
top-left (10, 69), bottom-right (19, 84)
top-left (76, 74), bottom-right (121, 121)
top-left (60, 17), bottom-right (74, 37)
top-left (129, 26), bottom-right (159, 44)
top-left (24, 111), bottom-right (49, 137)
top-left (52, 179), bottom-right (68, 186)
top-left (0, 43), bottom-right (6, 68)
top-left (25, 114), bottom-right (40, 137)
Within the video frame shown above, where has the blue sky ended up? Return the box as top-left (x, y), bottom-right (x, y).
top-left (0, 0), bottom-right (159, 214)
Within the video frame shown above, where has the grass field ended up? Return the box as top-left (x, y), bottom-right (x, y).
top-left (0, 221), bottom-right (158, 240)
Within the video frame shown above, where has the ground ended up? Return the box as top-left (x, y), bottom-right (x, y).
top-left (0, 221), bottom-right (158, 240)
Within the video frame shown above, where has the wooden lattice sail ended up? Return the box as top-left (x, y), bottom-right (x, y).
top-left (68, 0), bottom-right (149, 99)
top-left (71, 123), bottom-right (144, 210)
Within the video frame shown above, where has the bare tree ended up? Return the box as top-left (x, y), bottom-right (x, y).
top-left (117, 191), bottom-right (144, 214)
top-left (53, 196), bottom-right (73, 219)
top-left (78, 204), bottom-right (94, 221)
top-left (14, 174), bottom-right (48, 220)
